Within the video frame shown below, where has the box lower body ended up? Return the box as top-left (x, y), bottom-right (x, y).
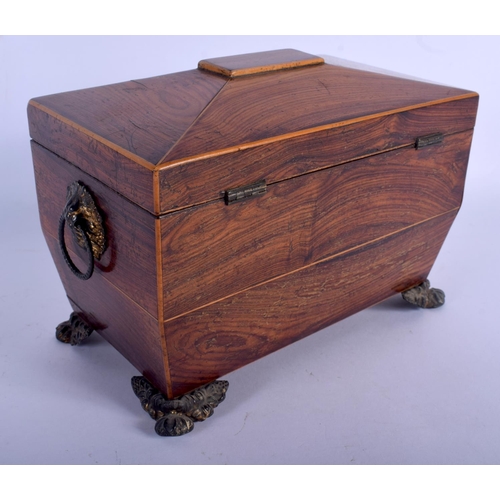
top-left (33, 137), bottom-right (464, 399)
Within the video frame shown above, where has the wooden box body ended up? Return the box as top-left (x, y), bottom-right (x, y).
top-left (28, 50), bottom-right (478, 398)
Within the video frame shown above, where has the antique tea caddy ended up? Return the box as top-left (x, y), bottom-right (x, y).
top-left (28, 49), bottom-right (478, 436)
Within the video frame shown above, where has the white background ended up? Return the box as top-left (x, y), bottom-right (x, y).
top-left (1, 36), bottom-right (499, 466)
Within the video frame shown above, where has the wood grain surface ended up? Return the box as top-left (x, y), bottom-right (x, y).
top-left (29, 70), bottom-right (226, 165)
top-left (32, 142), bottom-right (158, 318)
top-left (160, 130), bottom-right (472, 321)
top-left (157, 97), bottom-right (478, 212)
top-left (164, 210), bottom-right (457, 397)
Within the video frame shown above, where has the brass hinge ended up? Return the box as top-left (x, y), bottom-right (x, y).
top-left (224, 180), bottom-right (267, 205)
top-left (415, 133), bottom-right (444, 149)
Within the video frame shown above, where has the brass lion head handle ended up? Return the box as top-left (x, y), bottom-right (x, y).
top-left (58, 181), bottom-right (106, 280)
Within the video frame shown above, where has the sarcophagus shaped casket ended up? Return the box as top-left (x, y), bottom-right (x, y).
top-left (28, 49), bottom-right (478, 436)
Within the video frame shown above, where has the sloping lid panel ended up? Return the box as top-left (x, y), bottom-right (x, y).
top-left (32, 69), bottom-right (226, 165)
top-left (156, 95), bottom-right (478, 213)
top-left (159, 63), bottom-right (473, 165)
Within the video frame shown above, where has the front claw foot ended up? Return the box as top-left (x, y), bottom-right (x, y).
top-left (55, 312), bottom-right (94, 345)
top-left (401, 279), bottom-right (445, 309)
top-left (155, 413), bottom-right (194, 437)
top-left (131, 376), bottom-right (229, 437)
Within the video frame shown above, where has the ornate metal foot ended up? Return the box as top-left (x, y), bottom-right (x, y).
top-left (55, 312), bottom-right (94, 345)
top-left (131, 376), bottom-right (229, 437)
top-left (401, 279), bottom-right (445, 309)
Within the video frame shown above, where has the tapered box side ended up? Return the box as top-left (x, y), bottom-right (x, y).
top-left (160, 129), bottom-right (473, 322)
top-left (164, 210), bottom-right (458, 397)
top-left (32, 142), bottom-right (170, 394)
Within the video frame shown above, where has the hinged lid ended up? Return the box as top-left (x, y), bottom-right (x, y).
top-left (28, 49), bottom-right (478, 215)
top-left (224, 179), bottom-right (267, 205)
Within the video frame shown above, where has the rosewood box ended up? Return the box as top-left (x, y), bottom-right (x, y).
top-left (28, 49), bottom-right (478, 436)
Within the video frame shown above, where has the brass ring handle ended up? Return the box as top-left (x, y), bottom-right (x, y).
top-left (58, 181), bottom-right (107, 281)
top-left (58, 211), bottom-right (95, 280)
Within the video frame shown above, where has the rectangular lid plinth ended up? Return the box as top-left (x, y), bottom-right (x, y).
top-left (198, 49), bottom-right (324, 77)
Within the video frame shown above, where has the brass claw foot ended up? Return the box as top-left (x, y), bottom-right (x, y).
top-left (131, 376), bottom-right (229, 437)
top-left (55, 312), bottom-right (94, 345)
top-left (401, 279), bottom-right (445, 309)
